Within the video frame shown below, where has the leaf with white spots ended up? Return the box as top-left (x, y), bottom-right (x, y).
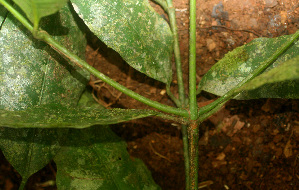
top-left (0, 4), bottom-right (89, 111)
top-left (0, 3), bottom-right (88, 188)
top-left (198, 33), bottom-right (299, 99)
top-left (70, 0), bottom-right (173, 84)
top-left (0, 104), bottom-right (159, 128)
top-left (237, 55), bottom-right (299, 99)
top-left (54, 126), bottom-right (160, 190)
top-left (0, 127), bottom-right (69, 188)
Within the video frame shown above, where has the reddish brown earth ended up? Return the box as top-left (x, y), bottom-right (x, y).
top-left (1, 0), bottom-right (299, 189)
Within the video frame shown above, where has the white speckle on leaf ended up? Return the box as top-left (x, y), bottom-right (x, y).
top-left (1, 74), bottom-right (31, 110)
top-left (72, 3), bottom-right (80, 13)
top-left (212, 71), bottom-right (216, 77)
top-left (239, 63), bottom-right (252, 73)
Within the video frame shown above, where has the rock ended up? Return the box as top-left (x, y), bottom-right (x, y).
top-left (206, 38), bottom-right (217, 52)
top-left (264, 0), bottom-right (278, 8)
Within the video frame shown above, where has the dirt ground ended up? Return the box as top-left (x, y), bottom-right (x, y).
top-left (1, 0), bottom-right (299, 189)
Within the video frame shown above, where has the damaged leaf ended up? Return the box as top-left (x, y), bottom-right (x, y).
top-left (70, 0), bottom-right (173, 84)
top-left (0, 4), bottom-right (89, 111)
top-left (0, 104), bottom-right (158, 128)
top-left (198, 32), bottom-right (299, 99)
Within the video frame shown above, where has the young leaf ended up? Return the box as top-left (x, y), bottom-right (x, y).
top-left (70, 0), bottom-right (174, 84)
top-left (54, 125), bottom-right (161, 190)
top-left (0, 127), bottom-right (69, 188)
top-left (0, 4), bottom-right (89, 111)
top-left (237, 55), bottom-right (299, 99)
top-left (198, 33), bottom-right (299, 99)
top-left (12, 0), bottom-right (68, 27)
top-left (0, 104), bottom-right (158, 128)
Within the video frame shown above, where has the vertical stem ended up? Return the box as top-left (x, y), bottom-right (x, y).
top-left (18, 180), bottom-right (26, 190)
top-left (166, 1), bottom-right (191, 189)
top-left (189, 0), bottom-right (198, 120)
top-left (188, 121), bottom-right (200, 190)
top-left (166, 0), bottom-right (186, 108)
top-left (189, 0), bottom-right (199, 189)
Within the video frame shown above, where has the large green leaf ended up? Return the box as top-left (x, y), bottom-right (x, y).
top-left (12, 0), bottom-right (68, 26)
top-left (0, 88), bottom-right (158, 128)
top-left (70, 0), bottom-right (173, 84)
top-left (1, 3), bottom-right (159, 189)
top-left (0, 104), bottom-right (158, 128)
top-left (237, 55), bottom-right (299, 98)
top-left (0, 89), bottom-right (158, 188)
top-left (0, 127), bottom-right (69, 188)
top-left (0, 4), bottom-right (89, 111)
top-left (198, 32), bottom-right (299, 99)
top-left (0, 3), bottom-right (88, 188)
top-left (54, 125), bottom-right (160, 190)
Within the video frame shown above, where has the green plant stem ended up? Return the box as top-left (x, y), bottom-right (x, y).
top-left (198, 99), bottom-right (228, 123)
top-left (188, 0), bottom-right (199, 190)
top-left (166, 0), bottom-right (186, 108)
top-left (0, 0), bottom-right (189, 118)
top-left (181, 124), bottom-right (190, 190)
top-left (187, 121), bottom-right (199, 190)
top-left (189, 0), bottom-right (198, 120)
top-left (0, 0), bottom-right (33, 31)
top-left (152, 0), bottom-right (168, 12)
top-left (45, 36), bottom-right (189, 117)
top-left (166, 2), bottom-right (190, 189)
top-left (166, 84), bottom-right (181, 107)
top-left (18, 180), bottom-right (26, 190)
top-left (197, 29), bottom-right (299, 118)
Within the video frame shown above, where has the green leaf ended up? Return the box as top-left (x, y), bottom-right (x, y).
top-left (0, 104), bottom-right (158, 128)
top-left (0, 127), bottom-right (69, 188)
top-left (70, 0), bottom-right (173, 84)
top-left (198, 33), bottom-right (299, 99)
top-left (0, 88), bottom-right (158, 128)
top-left (0, 4), bottom-right (7, 23)
top-left (54, 125), bottom-right (160, 190)
top-left (237, 55), bottom-right (299, 99)
top-left (0, 4), bottom-right (89, 111)
top-left (12, 0), bottom-right (68, 27)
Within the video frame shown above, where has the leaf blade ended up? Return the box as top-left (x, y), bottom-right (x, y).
top-left (237, 55), bottom-right (299, 99)
top-left (198, 33), bottom-right (299, 99)
top-left (0, 4), bottom-right (89, 111)
top-left (54, 125), bottom-right (160, 190)
top-left (0, 104), bottom-right (158, 128)
top-left (0, 127), bottom-right (69, 187)
top-left (71, 0), bottom-right (173, 84)
top-left (12, 0), bottom-right (68, 26)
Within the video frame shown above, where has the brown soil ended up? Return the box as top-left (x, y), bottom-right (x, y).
top-left (1, 0), bottom-right (299, 189)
